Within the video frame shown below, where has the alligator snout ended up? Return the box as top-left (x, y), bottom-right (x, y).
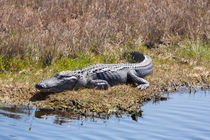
top-left (35, 82), bottom-right (47, 89)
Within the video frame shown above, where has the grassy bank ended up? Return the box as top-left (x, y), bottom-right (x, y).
top-left (0, 0), bottom-right (209, 115)
top-left (0, 40), bottom-right (209, 115)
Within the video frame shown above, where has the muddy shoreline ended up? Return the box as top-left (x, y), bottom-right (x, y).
top-left (0, 74), bottom-right (209, 116)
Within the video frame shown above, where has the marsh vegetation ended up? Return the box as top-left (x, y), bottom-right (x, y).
top-left (0, 0), bottom-right (209, 114)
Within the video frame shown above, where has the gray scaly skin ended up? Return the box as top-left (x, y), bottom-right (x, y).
top-left (35, 53), bottom-right (153, 93)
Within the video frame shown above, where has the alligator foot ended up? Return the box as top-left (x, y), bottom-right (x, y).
top-left (95, 83), bottom-right (109, 90)
top-left (137, 84), bottom-right (149, 90)
top-left (128, 70), bottom-right (150, 90)
top-left (88, 80), bottom-right (109, 90)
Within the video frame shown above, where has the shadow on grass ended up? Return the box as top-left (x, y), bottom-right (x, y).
top-left (30, 92), bottom-right (54, 102)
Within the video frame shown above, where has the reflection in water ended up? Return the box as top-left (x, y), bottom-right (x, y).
top-left (0, 105), bottom-right (33, 120)
top-left (35, 108), bottom-right (125, 125)
top-left (0, 106), bottom-right (114, 125)
top-left (0, 112), bottom-right (21, 120)
top-left (0, 104), bottom-right (139, 126)
top-left (0, 90), bottom-right (209, 140)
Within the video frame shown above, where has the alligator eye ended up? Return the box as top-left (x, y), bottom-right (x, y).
top-left (67, 76), bottom-right (77, 81)
top-left (70, 77), bottom-right (77, 81)
top-left (58, 75), bottom-right (65, 79)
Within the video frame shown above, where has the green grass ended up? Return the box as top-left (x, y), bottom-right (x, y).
top-left (53, 53), bottom-right (118, 73)
top-left (178, 40), bottom-right (210, 61)
top-left (0, 52), bottom-right (124, 85)
top-left (0, 39), bottom-right (209, 85)
top-left (0, 56), bottom-right (32, 72)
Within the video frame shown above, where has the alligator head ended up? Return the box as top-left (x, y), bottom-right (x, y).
top-left (35, 71), bottom-right (79, 93)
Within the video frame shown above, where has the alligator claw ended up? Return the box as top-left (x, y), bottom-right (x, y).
top-left (96, 83), bottom-right (109, 90)
top-left (137, 84), bottom-right (149, 90)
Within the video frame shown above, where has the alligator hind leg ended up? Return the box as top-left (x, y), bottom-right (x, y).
top-left (88, 80), bottom-right (109, 90)
top-left (128, 70), bottom-right (149, 90)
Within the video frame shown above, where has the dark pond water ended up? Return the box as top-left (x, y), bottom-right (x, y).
top-left (0, 90), bottom-right (210, 140)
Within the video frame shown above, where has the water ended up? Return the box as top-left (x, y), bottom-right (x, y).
top-left (0, 90), bottom-right (210, 140)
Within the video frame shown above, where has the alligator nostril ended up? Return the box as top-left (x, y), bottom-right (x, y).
top-left (35, 83), bottom-right (46, 89)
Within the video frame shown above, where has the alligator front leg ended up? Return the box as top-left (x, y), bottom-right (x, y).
top-left (87, 80), bottom-right (109, 90)
top-left (128, 70), bottom-right (150, 90)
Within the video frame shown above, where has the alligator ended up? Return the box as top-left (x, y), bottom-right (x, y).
top-left (35, 52), bottom-right (153, 93)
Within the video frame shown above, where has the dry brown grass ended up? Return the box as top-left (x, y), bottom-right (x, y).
top-left (0, 0), bottom-right (209, 64)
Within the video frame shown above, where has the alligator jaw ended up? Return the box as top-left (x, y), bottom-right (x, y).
top-left (36, 87), bottom-right (63, 93)
top-left (37, 89), bottom-right (52, 93)
top-left (35, 83), bottom-right (57, 93)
